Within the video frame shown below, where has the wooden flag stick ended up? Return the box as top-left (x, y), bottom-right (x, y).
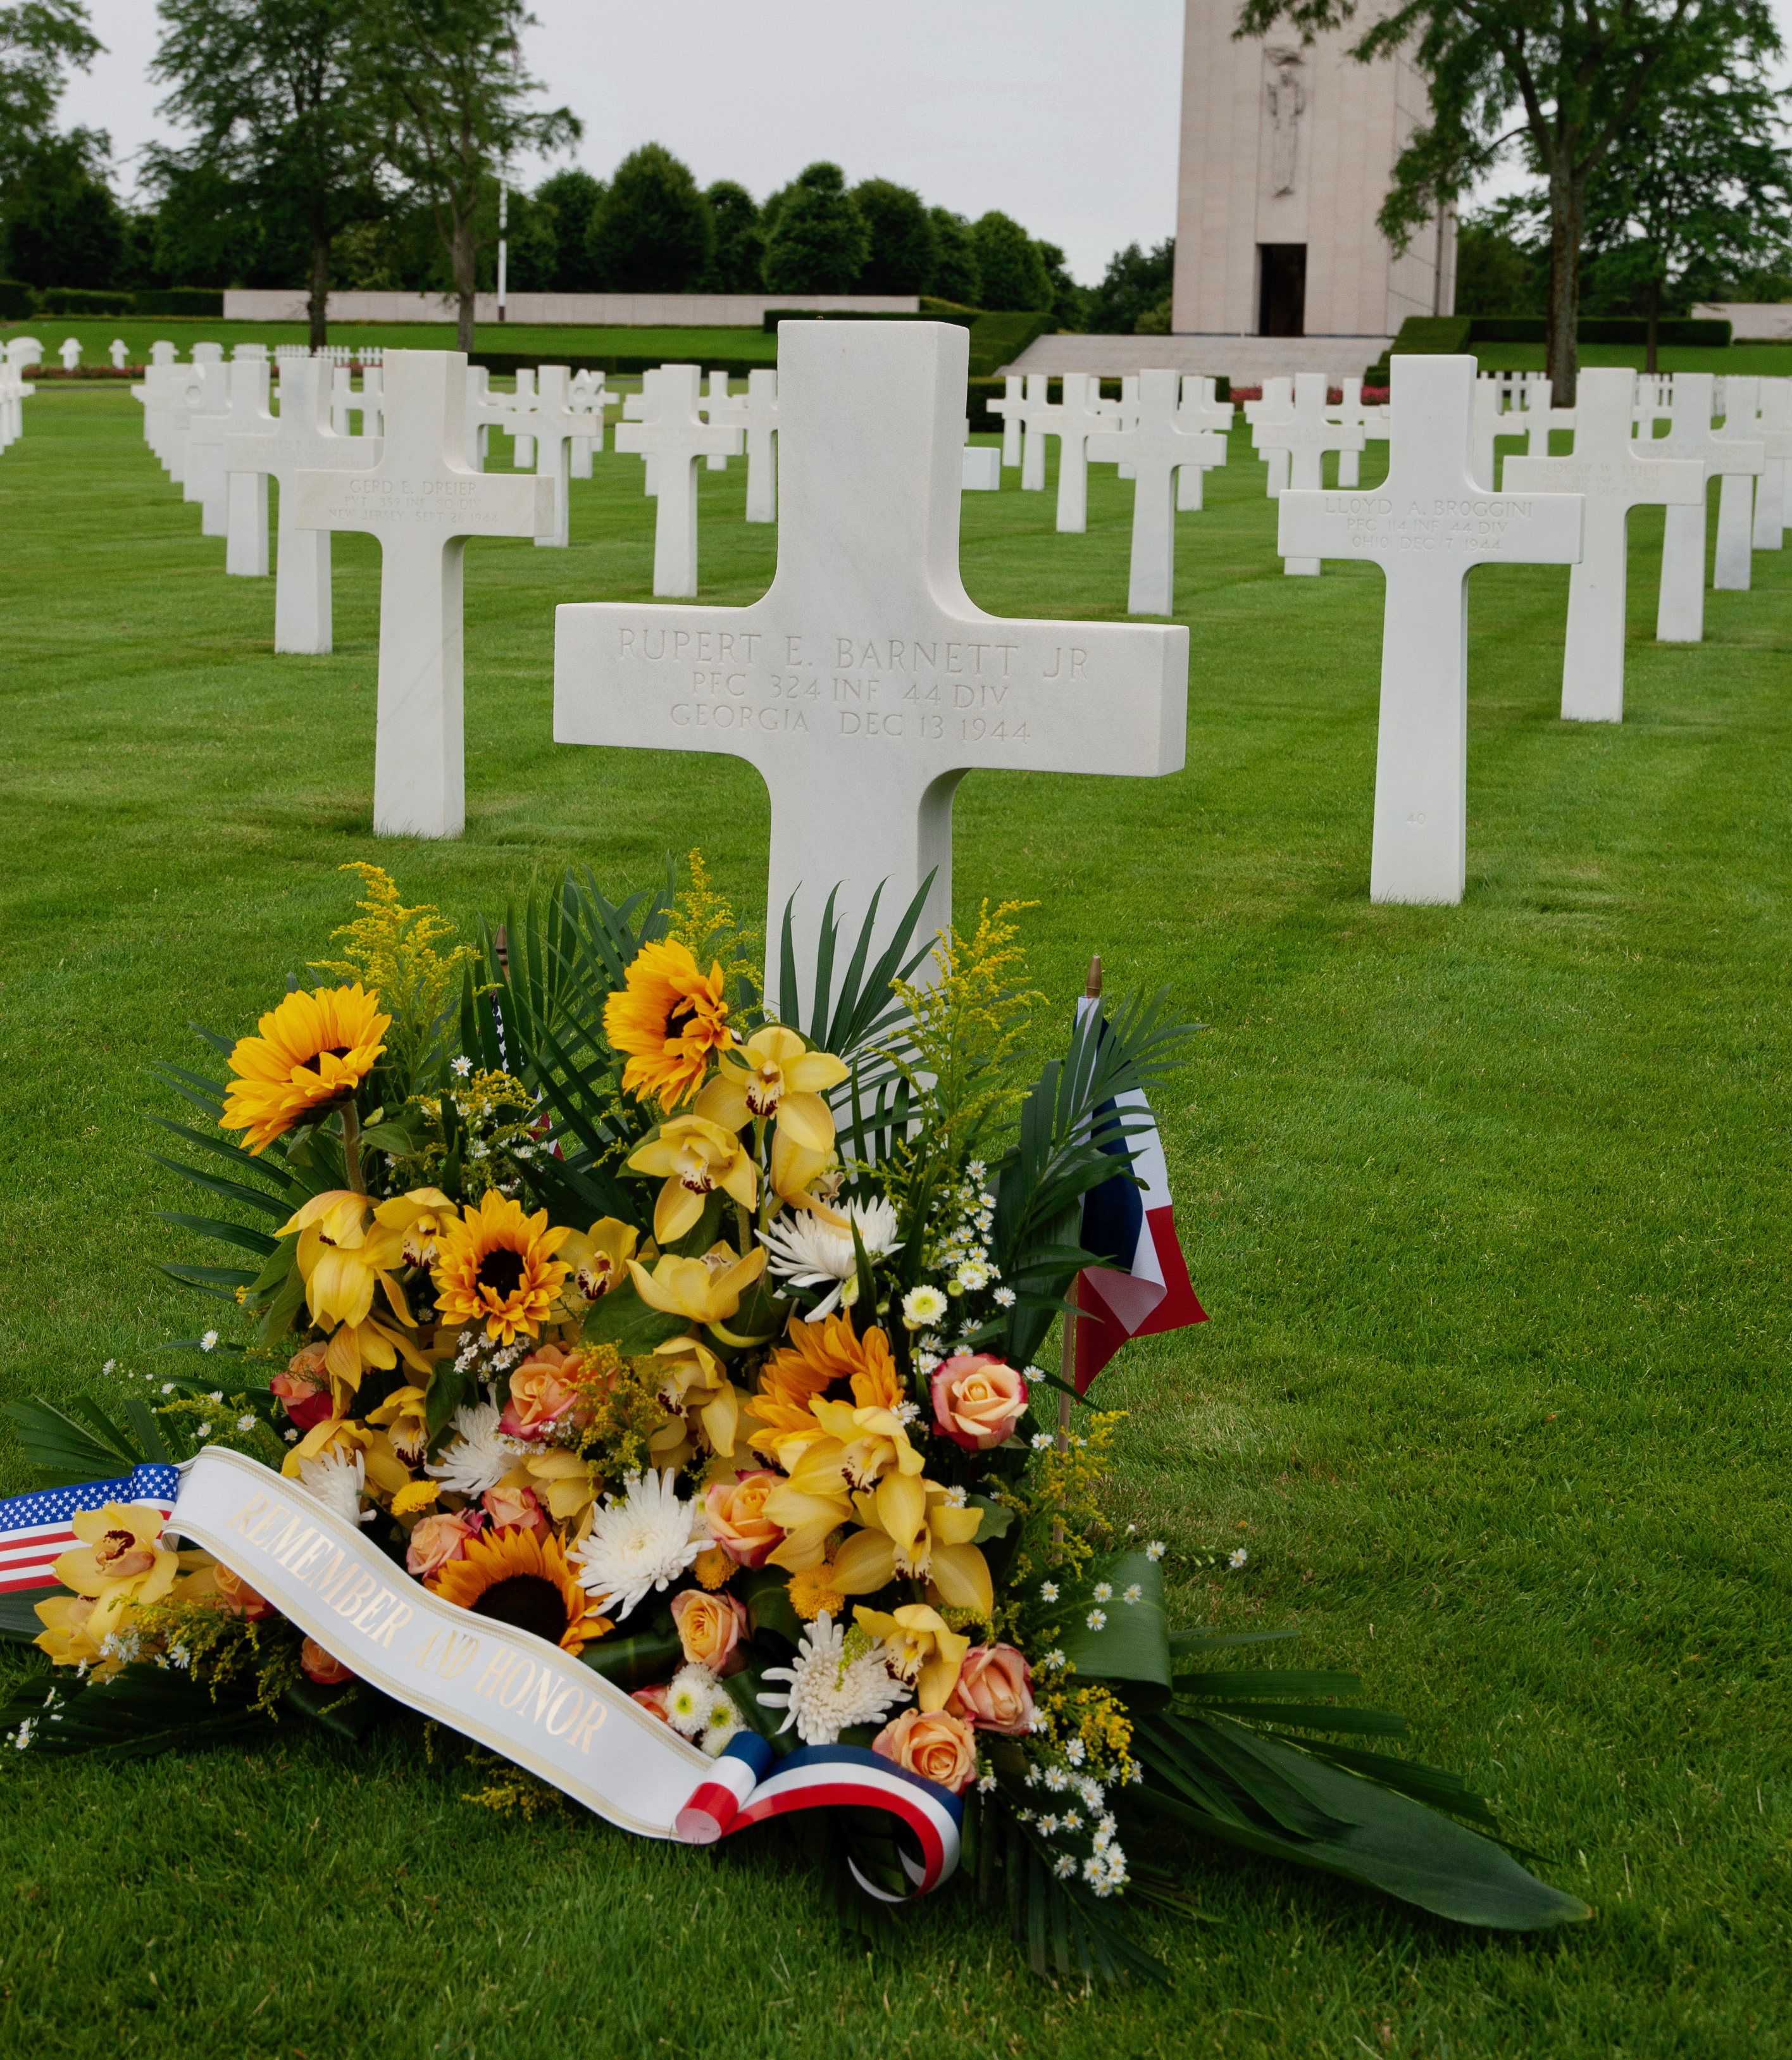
top-left (1054, 953), bottom-right (1103, 1557)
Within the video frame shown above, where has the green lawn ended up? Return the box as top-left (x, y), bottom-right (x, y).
top-left (0, 385), bottom-right (1787, 2059)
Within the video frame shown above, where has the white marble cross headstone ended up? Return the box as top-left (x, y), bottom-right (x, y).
top-left (1245, 378), bottom-right (1295, 496)
top-left (1503, 369), bottom-right (1703, 723)
top-left (1103, 368), bottom-right (1224, 614)
top-left (612, 364), bottom-right (742, 596)
top-left (1267, 372), bottom-right (1367, 575)
top-left (510, 368), bottom-right (537, 469)
top-left (1521, 378), bottom-right (1575, 457)
top-left (464, 365), bottom-right (507, 470)
top-left (568, 368), bottom-right (610, 478)
top-left (1646, 373), bottom-right (1764, 643)
top-left (1278, 354), bottom-right (1583, 904)
top-left (58, 337), bottom-right (80, 372)
top-left (1713, 375), bottom-right (1761, 590)
top-left (168, 362), bottom-right (208, 489)
top-left (1329, 376), bottom-right (1372, 489)
top-left (532, 365), bottom-right (602, 548)
top-left (1019, 372), bottom-right (1049, 491)
top-left (108, 339), bottom-right (127, 371)
top-left (294, 349), bottom-right (553, 838)
top-left (1024, 373), bottom-right (1116, 532)
top-left (223, 358), bottom-right (379, 653)
top-left (184, 359), bottom-right (233, 539)
top-left (740, 368), bottom-right (779, 523)
top-left (1176, 377), bottom-right (1233, 510)
top-left (1753, 378), bottom-right (1789, 549)
top-left (555, 322), bottom-right (1188, 987)
top-left (700, 371), bottom-right (745, 471)
top-left (989, 374), bottom-right (1024, 468)
top-left (218, 354), bottom-right (273, 577)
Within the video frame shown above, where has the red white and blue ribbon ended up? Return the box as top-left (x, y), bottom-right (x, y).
top-left (0, 1465), bottom-right (182, 1595)
top-left (678, 1733), bottom-right (964, 1898)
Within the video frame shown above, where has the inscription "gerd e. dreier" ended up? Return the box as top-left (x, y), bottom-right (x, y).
top-left (615, 627), bottom-right (1096, 748)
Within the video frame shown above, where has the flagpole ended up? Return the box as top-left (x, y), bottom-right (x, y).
top-left (1054, 952), bottom-right (1102, 1557)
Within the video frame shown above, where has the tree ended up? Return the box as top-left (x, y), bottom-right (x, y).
top-left (366, 0), bottom-right (578, 349)
top-left (531, 164), bottom-right (602, 291)
top-left (851, 176), bottom-right (936, 293)
top-left (700, 178), bottom-right (762, 292)
top-left (3, 127), bottom-right (123, 285)
top-left (1085, 237), bottom-right (1175, 333)
top-left (1236, 0), bottom-right (1785, 403)
top-left (1035, 240), bottom-right (1088, 331)
top-left (1452, 207), bottom-right (1542, 315)
top-left (761, 161), bottom-right (868, 294)
top-left (587, 142), bottom-right (712, 292)
top-left (0, 0), bottom-right (98, 190)
top-left (150, 0), bottom-right (389, 349)
top-left (971, 209), bottom-right (1050, 309)
top-left (927, 206), bottom-right (980, 304)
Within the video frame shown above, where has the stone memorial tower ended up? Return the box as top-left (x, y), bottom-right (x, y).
top-left (1171, 0), bottom-right (1456, 339)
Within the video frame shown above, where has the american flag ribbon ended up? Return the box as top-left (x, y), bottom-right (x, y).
top-left (676, 1733), bottom-right (964, 1897)
top-left (0, 1466), bottom-right (183, 1595)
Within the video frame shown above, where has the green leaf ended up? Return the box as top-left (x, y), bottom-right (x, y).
top-left (144, 1151), bottom-right (293, 1221)
top-left (123, 1399), bottom-right (172, 1466)
top-left (1024, 1549), bottom-right (1171, 1690)
top-left (1133, 1711), bottom-right (1590, 1930)
top-left (577, 1626), bottom-right (683, 1690)
top-left (582, 1281), bottom-right (690, 1355)
top-left (155, 1210), bottom-right (279, 1259)
top-left (966, 1494), bottom-right (1015, 1542)
top-left (425, 1363), bottom-right (473, 1447)
top-left (3, 1397), bottom-right (140, 1487)
top-left (0, 1586), bottom-right (65, 1644)
top-left (739, 1568), bottom-right (802, 1647)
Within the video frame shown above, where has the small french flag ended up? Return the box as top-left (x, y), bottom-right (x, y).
top-left (1073, 974), bottom-right (1207, 1394)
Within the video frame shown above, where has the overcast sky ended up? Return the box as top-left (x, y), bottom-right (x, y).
top-left (56, 0), bottom-right (1792, 288)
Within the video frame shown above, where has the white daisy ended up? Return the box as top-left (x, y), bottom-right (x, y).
top-left (1123, 1583), bottom-right (1142, 1605)
top-left (296, 1447), bottom-right (373, 1527)
top-left (451, 1054), bottom-right (473, 1076)
top-left (1086, 1608), bottom-right (1107, 1631)
top-left (1039, 1580), bottom-right (1059, 1602)
top-left (236, 1414), bottom-right (256, 1433)
top-left (200, 1331), bottom-right (218, 1352)
top-left (1092, 1581), bottom-right (1113, 1604)
top-left (425, 1402), bottom-right (518, 1498)
top-left (993, 1285), bottom-right (1016, 1308)
top-left (760, 1196), bottom-right (904, 1318)
top-left (1053, 1854), bottom-right (1076, 1880)
top-left (902, 1283), bottom-right (949, 1330)
top-left (1043, 1764), bottom-right (1069, 1792)
top-left (756, 1612), bottom-right (911, 1745)
top-left (1145, 1540), bottom-right (1166, 1563)
top-left (573, 1470), bottom-right (706, 1621)
top-left (1229, 1547), bottom-right (1249, 1571)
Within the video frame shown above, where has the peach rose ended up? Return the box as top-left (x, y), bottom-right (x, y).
top-left (301, 1638), bottom-right (353, 1686)
top-left (499, 1344), bottom-right (586, 1441)
top-left (871, 1707), bottom-right (979, 1795)
top-left (212, 1561), bottom-right (275, 1623)
top-left (670, 1589), bottom-right (748, 1674)
top-left (948, 1644), bottom-right (1035, 1735)
top-left (404, 1510), bottom-right (482, 1576)
top-left (930, 1353), bottom-right (1029, 1452)
top-left (482, 1483), bottom-right (547, 1534)
top-left (632, 1683), bottom-right (671, 1721)
top-left (704, 1470), bottom-right (785, 1570)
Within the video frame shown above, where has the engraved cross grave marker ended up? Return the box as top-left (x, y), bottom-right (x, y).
top-left (1646, 373), bottom-right (1764, 643)
top-left (1278, 353), bottom-right (1584, 906)
top-left (555, 323), bottom-right (1188, 987)
top-left (1102, 367), bottom-right (1225, 615)
top-left (294, 349), bottom-right (552, 839)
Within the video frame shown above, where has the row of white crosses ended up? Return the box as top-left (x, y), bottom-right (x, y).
top-left (992, 371), bottom-right (1236, 521)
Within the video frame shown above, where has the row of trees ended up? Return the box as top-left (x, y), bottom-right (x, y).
top-left (1239, 0), bottom-right (1791, 397)
top-left (0, 1), bottom-right (1178, 346)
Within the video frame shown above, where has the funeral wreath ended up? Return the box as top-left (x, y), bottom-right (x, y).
top-left (0, 862), bottom-right (1588, 1982)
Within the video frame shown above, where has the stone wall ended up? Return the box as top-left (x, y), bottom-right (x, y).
top-left (221, 290), bottom-right (922, 327)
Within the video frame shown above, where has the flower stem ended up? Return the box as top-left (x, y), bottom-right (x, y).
top-left (342, 1099), bottom-right (365, 1194)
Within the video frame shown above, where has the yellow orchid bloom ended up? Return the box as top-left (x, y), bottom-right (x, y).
top-left (652, 1333), bottom-right (747, 1460)
top-left (50, 1502), bottom-right (182, 1645)
top-left (558, 1216), bottom-right (638, 1301)
top-left (762, 1478), bottom-right (854, 1573)
top-left (627, 1115), bottom-right (759, 1244)
top-left (280, 1411), bottom-right (374, 1477)
top-left (365, 1383), bottom-right (431, 1463)
top-left (762, 1402), bottom-right (924, 1568)
top-left (523, 1447), bottom-right (600, 1525)
top-left (694, 1027), bottom-right (848, 1154)
top-left (832, 1478), bottom-right (992, 1614)
top-left (769, 1127), bottom-right (844, 1220)
top-left (854, 1603), bottom-right (972, 1712)
top-left (628, 1244), bottom-right (766, 1325)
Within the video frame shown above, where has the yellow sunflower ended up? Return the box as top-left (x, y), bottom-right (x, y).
top-left (747, 1313), bottom-right (904, 1463)
top-left (426, 1525), bottom-right (610, 1652)
top-left (603, 939), bottom-right (735, 1113)
top-left (432, 1190), bottom-right (572, 1345)
top-left (220, 985), bottom-right (391, 1155)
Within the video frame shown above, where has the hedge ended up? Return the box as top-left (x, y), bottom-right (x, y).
top-left (134, 288), bottom-right (225, 317)
top-left (762, 308), bottom-right (976, 333)
top-left (36, 287), bottom-right (133, 316)
top-left (0, 280), bottom-right (33, 320)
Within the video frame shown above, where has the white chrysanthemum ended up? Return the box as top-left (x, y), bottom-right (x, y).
top-left (296, 1447), bottom-right (373, 1527)
top-left (760, 1196), bottom-right (903, 1319)
top-left (666, 1662), bottom-right (718, 1737)
top-left (902, 1283), bottom-right (948, 1330)
top-left (700, 1690), bottom-right (745, 1757)
top-left (425, 1401), bottom-right (518, 1497)
top-left (573, 1470), bottom-right (706, 1621)
top-left (757, 1612), bottom-right (911, 1745)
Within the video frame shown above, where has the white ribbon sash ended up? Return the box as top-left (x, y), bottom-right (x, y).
top-left (170, 1447), bottom-right (709, 1836)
